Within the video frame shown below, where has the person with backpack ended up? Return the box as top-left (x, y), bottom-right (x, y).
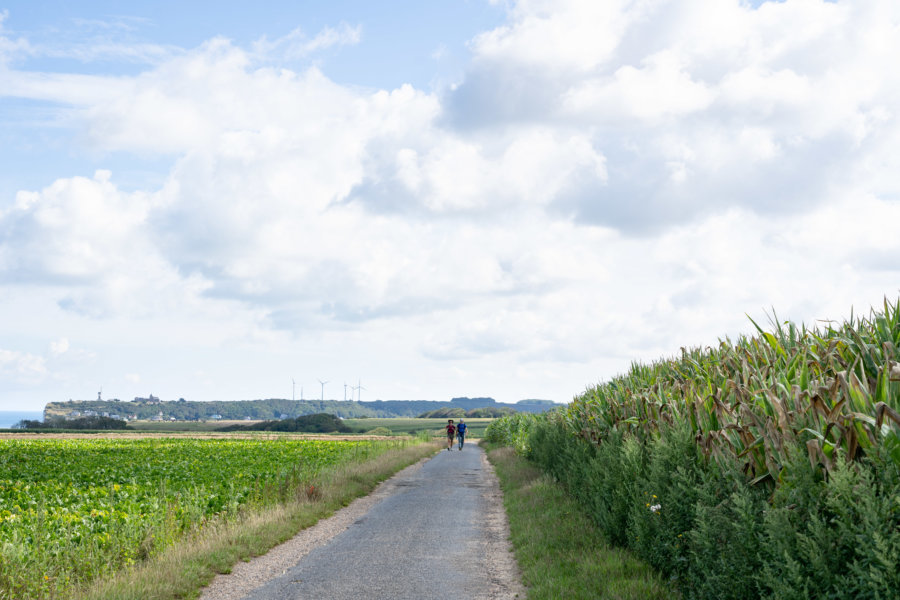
top-left (445, 419), bottom-right (456, 451)
top-left (456, 419), bottom-right (468, 450)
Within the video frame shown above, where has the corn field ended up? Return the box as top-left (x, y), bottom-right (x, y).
top-left (565, 297), bottom-right (900, 487)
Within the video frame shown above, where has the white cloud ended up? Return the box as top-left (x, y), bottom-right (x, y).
top-left (0, 348), bottom-right (47, 381)
top-left (563, 50), bottom-right (715, 121)
top-left (50, 338), bottom-right (69, 355)
top-left (252, 22), bottom-right (361, 61)
top-left (1, 11), bottom-right (175, 67)
top-left (447, 0), bottom-right (900, 229)
top-left (0, 10), bottom-right (32, 65)
top-left (2, 1), bottom-right (900, 407)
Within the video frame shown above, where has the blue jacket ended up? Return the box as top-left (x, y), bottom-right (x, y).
top-left (456, 422), bottom-right (467, 436)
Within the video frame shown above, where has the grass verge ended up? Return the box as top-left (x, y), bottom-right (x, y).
top-left (484, 443), bottom-right (677, 600)
top-left (71, 441), bottom-right (441, 600)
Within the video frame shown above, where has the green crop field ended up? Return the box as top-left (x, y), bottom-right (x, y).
top-left (344, 417), bottom-right (494, 437)
top-left (126, 420), bottom-right (251, 432)
top-left (487, 298), bottom-right (900, 599)
top-left (0, 436), bottom-right (406, 599)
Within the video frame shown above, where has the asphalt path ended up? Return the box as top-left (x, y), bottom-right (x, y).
top-left (240, 442), bottom-right (521, 600)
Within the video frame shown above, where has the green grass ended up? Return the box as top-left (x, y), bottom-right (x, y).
top-left (484, 444), bottom-right (676, 600)
top-left (344, 417), bottom-right (493, 437)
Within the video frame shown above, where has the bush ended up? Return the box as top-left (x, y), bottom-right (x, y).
top-left (220, 413), bottom-right (352, 433)
top-left (17, 416), bottom-right (130, 430)
top-left (365, 427), bottom-right (393, 436)
top-left (484, 411), bottom-right (538, 454)
top-left (417, 407), bottom-right (466, 418)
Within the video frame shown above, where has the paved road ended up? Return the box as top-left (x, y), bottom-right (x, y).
top-left (240, 443), bottom-right (521, 600)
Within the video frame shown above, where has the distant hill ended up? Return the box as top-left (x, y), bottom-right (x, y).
top-left (43, 396), bottom-right (561, 422)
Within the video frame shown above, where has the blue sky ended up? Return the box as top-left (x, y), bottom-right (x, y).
top-left (3, 0), bottom-right (503, 85)
top-left (1, 0), bottom-right (899, 410)
top-left (1, 0), bottom-right (505, 199)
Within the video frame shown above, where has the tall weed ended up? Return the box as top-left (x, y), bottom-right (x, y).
top-left (510, 415), bottom-right (900, 599)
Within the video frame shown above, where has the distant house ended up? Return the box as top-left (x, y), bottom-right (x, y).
top-left (210, 414), bottom-right (222, 420)
top-left (134, 394), bottom-right (161, 404)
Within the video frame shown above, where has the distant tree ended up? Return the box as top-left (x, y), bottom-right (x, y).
top-left (417, 408), bottom-right (466, 418)
top-left (17, 416), bottom-right (129, 430)
top-left (465, 407), bottom-right (517, 418)
top-left (219, 413), bottom-right (353, 433)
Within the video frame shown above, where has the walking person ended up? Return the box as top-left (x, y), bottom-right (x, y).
top-left (456, 419), bottom-right (467, 450)
top-left (445, 419), bottom-right (456, 451)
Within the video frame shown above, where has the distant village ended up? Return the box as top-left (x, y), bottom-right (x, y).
top-left (57, 394), bottom-right (248, 422)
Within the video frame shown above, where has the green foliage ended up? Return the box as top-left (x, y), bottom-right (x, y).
top-left (365, 427), bottom-right (393, 436)
top-left (484, 411), bottom-right (539, 453)
top-left (486, 446), bottom-right (674, 600)
top-left (345, 417), bottom-right (494, 438)
top-left (418, 406), bottom-right (516, 418)
top-left (491, 298), bottom-right (900, 598)
top-left (519, 415), bottom-right (900, 599)
top-left (18, 416), bottom-right (130, 430)
top-left (758, 446), bottom-right (900, 599)
top-left (465, 406), bottom-right (517, 418)
top-left (417, 407), bottom-right (466, 418)
top-left (565, 297), bottom-right (900, 486)
top-left (0, 437), bottom-right (403, 599)
top-left (218, 413), bottom-right (352, 433)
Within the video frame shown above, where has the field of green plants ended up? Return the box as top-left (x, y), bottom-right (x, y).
top-left (487, 298), bottom-right (900, 599)
top-left (0, 436), bottom-right (401, 599)
top-left (343, 417), bottom-right (494, 437)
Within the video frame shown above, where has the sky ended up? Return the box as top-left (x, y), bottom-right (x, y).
top-left (1, 0), bottom-right (899, 411)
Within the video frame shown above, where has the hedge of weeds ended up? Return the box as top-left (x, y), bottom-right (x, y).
top-left (506, 413), bottom-right (900, 600)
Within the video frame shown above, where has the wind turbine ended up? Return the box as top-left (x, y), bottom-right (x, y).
top-left (344, 382), bottom-right (348, 402)
top-left (318, 379), bottom-right (329, 401)
top-left (292, 378), bottom-right (296, 402)
top-left (354, 379), bottom-right (366, 402)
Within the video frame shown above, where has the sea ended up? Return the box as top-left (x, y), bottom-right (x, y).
top-left (0, 410), bottom-right (44, 429)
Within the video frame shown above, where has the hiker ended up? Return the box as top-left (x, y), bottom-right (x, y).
top-left (445, 419), bottom-right (456, 451)
top-left (456, 419), bottom-right (467, 450)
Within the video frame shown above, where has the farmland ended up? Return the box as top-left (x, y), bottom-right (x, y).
top-left (0, 436), bottom-right (415, 599)
top-left (344, 417), bottom-right (494, 437)
top-left (487, 298), bottom-right (900, 599)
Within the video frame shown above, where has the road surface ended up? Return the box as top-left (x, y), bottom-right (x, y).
top-left (201, 443), bottom-right (523, 600)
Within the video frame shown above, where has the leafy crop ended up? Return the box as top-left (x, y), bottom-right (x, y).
top-left (565, 297), bottom-right (900, 485)
top-left (0, 437), bottom-right (393, 599)
top-left (489, 297), bottom-right (900, 598)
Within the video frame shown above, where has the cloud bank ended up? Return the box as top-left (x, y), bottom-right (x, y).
top-left (1, 0), bottom-right (899, 405)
